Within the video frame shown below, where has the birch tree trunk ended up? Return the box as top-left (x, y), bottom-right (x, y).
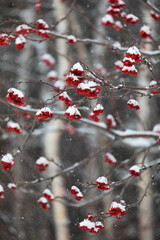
top-left (137, 7), bottom-right (154, 240)
top-left (44, 1), bottom-right (70, 240)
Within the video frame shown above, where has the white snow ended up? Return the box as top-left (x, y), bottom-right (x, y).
top-left (129, 165), bottom-right (141, 172)
top-left (37, 19), bottom-right (49, 29)
top-left (42, 188), bottom-right (54, 199)
top-left (15, 24), bottom-right (32, 32)
top-left (15, 35), bottom-right (26, 44)
top-left (105, 152), bottom-right (117, 163)
top-left (79, 219), bottom-right (95, 230)
top-left (127, 99), bottom-right (139, 107)
top-left (96, 176), bottom-right (108, 185)
top-left (54, 80), bottom-right (65, 90)
top-left (93, 104), bottom-right (104, 111)
top-left (38, 196), bottom-right (48, 204)
top-left (7, 183), bottom-right (16, 189)
top-left (126, 46), bottom-right (141, 56)
top-left (67, 35), bottom-right (77, 42)
top-left (36, 156), bottom-right (49, 165)
top-left (140, 25), bottom-right (151, 34)
top-left (122, 65), bottom-right (138, 72)
top-left (153, 124), bottom-right (160, 132)
top-left (101, 14), bottom-right (114, 24)
top-left (126, 14), bottom-right (139, 22)
top-left (1, 153), bottom-right (14, 163)
top-left (7, 120), bottom-right (21, 130)
top-left (149, 80), bottom-right (157, 87)
top-left (42, 53), bottom-right (55, 65)
top-left (59, 91), bottom-right (71, 100)
top-left (35, 107), bottom-right (53, 116)
top-left (65, 106), bottom-right (81, 116)
top-left (46, 70), bottom-right (58, 79)
top-left (0, 184), bottom-right (4, 193)
top-left (71, 186), bottom-right (80, 193)
top-left (7, 88), bottom-right (24, 98)
top-left (72, 62), bottom-right (84, 71)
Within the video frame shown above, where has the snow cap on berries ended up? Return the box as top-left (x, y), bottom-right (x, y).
top-left (58, 91), bottom-right (72, 106)
top-left (93, 104), bottom-right (104, 115)
top-left (7, 120), bottom-right (22, 134)
top-left (96, 176), bottom-right (110, 191)
top-left (125, 14), bottom-right (140, 24)
top-left (6, 88), bottom-right (25, 106)
top-left (127, 99), bottom-right (140, 110)
top-left (121, 65), bottom-right (138, 75)
top-left (105, 152), bottom-right (117, 165)
top-left (67, 35), bottom-right (77, 44)
top-left (41, 53), bottom-right (55, 67)
top-left (15, 35), bottom-right (26, 50)
top-left (129, 165), bottom-right (141, 177)
top-left (35, 156), bottom-right (49, 172)
top-left (37, 197), bottom-right (50, 210)
top-left (15, 24), bottom-right (32, 35)
top-left (7, 183), bottom-right (17, 191)
top-left (64, 106), bottom-right (81, 120)
top-left (0, 184), bottom-right (5, 200)
top-left (46, 70), bottom-right (58, 81)
top-left (106, 114), bottom-right (116, 128)
top-left (70, 62), bottom-right (84, 76)
top-left (36, 19), bottom-right (49, 30)
top-left (140, 25), bottom-right (151, 39)
top-left (1, 153), bottom-right (14, 171)
top-left (35, 107), bottom-right (53, 121)
top-left (42, 189), bottom-right (55, 201)
top-left (101, 14), bottom-right (114, 26)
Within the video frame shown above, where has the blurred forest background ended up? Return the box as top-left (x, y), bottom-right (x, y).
top-left (0, 0), bottom-right (160, 240)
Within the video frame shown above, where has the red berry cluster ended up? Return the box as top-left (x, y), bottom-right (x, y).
top-left (109, 200), bottom-right (127, 220)
top-left (0, 185), bottom-right (5, 200)
top-left (106, 114), bottom-right (117, 128)
top-left (89, 104), bottom-right (104, 122)
top-left (79, 216), bottom-right (104, 234)
top-left (129, 165), bottom-right (141, 177)
top-left (66, 62), bottom-right (84, 86)
top-left (105, 152), bottom-right (117, 165)
top-left (127, 99), bottom-right (140, 110)
top-left (58, 92), bottom-right (72, 106)
top-left (96, 176), bottom-right (110, 191)
top-left (35, 156), bottom-right (49, 172)
top-left (121, 46), bottom-right (141, 75)
top-left (6, 88), bottom-right (25, 106)
top-left (35, 107), bottom-right (53, 121)
top-left (1, 153), bottom-right (14, 171)
top-left (70, 186), bottom-right (84, 201)
top-left (64, 106), bottom-right (81, 120)
top-left (6, 120), bottom-right (22, 134)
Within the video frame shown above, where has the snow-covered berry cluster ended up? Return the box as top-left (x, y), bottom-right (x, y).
top-left (1, 153), bottom-right (14, 171)
top-left (79, 216), bottom-right (104, 234)
top-left (109, 200), bottom-right (127, 220)
top-left (70, 186), bottom-right (84, 201)
top-left (35, 156), bottom-right (49, 172)
top-left (121, 46), bottom-right (141, 75)
top-left (105, 152), bottom-right (117, 165)
top-left (96, 176), bottom-right (110, 191)
top-left (6, 88), bottom-right (25, 106)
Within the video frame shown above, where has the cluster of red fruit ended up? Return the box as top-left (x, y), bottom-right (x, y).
top-left (121, 46), bottom-right (141, 75)
top-left (89, 104), bottom-right (104, 122)
top-left (109, 200), bottom-right (127, 220)
top-left (37, 188), bottom-right (55, 210)
top-left (70, 186), bottom-right (84, 201)
top-left (79, 215), bottom-right (104, 234)
top-left (96, 176), bottom-right (110, 191)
